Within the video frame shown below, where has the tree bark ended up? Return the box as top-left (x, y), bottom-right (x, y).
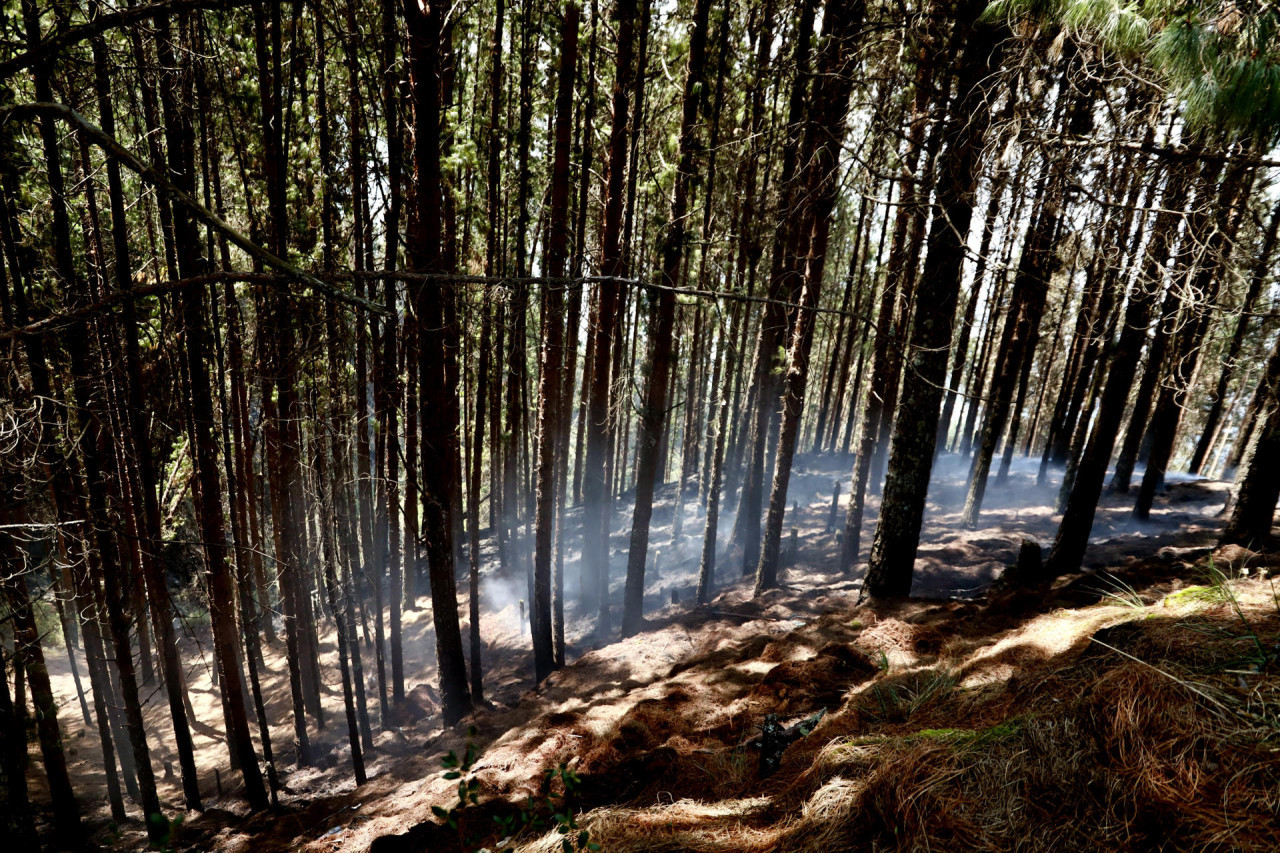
top-left (862, 7), bottom-right (1003, 598)
top-left (754, 0), bottom-right (865, 593)
top-left (620, 0), bottom-right (711, 636)
top-left (532, 3), bottom-right (579, 676)
top-left (405, 0), bottom-right (474, 724)
top-left (1222, 333), bottom-right (1280, 547)
top-left (1045, 158), bottom-right (1194, 576)
top-left (581, 0), bottom-right (639, 631)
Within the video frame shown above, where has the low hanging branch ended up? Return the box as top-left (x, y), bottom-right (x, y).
top-left (0, 101), bottom-right (386, 316)
top-left (0, 272), bottom-right (279, 341)
top-left (0, 268), bottom-right (878, 341)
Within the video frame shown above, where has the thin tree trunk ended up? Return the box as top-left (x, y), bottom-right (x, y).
top-left (531, 3), bottom-right (579, 675)
top-left (1188, 199), bottom-right (1280, 474)
top-left (862, 7), bottom-right (1003, 598)
top-left (581, 0), bottom-right (640, 632)
top-left (91, 27), bottom-right (204, 810)
top-left (1222, 334), bottom-right (1280, 547)
top-left (1134, 161), bottom-right (1249, 519)
top-left (0, 575), bottom-right (38, 848)
top-left (1045, 158), bottom-right (1194, 577)
top-left (8, 570), bottom-right (83, 845)
top-left (405, 0), bottom-right (474, 724)
top-left (755, 0), bottom-right (865, 593)
top-left (620, 0), bottom-right (711, 636)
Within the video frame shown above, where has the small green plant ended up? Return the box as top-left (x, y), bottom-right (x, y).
top-left (147, 812), bottom-right (184, 852)
top-left (1203, 560), bottom-right (1273, 673)
top-left (432, 726), bottom-right (482, 844)
top-left (493, 764), bottom-right (599, 852)
top-left (907, 717), bottom-right (1023, 749)
top-left (1163, 584), bottom-right (1228, 608)
top-left (866, 669), bottom-right (957, 723)
top-left (433, 728), bottom-right (598, 852)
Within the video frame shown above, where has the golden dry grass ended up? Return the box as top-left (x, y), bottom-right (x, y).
top-left (504, 566), bottom-right (1280, 853)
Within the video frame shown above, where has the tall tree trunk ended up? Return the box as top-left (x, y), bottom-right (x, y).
top-left (1188, 199), bottom-right (1280, 474)
top-left (581, 0), bottom-right (640, 630)
top-left (754, 0), bottom-right (865, 593)
top-left (734, 0), bottom-right (817, 576)
top-left (698, 297), bottom-right (744, 604)
top-left (532, 3), bottom-right (580, 675)
top-left (0, 567), bottom-right (38, 848)
top-left (937, 172), bottom-right (1006, 452)
top-left (468, 289), bottom-right (491, 702)
top-left (1044, 158), bottom-right (1195, 577)
top-left (1134, 160), bottom-right (1249, 519)
top-left (405, 0), bottom-right (474, 725)
top-left (25, 0), bottom-right (169, 828)
top-left (862, 7), bottom-right (1003, 598)
top-left (0, 178), bottom-right (116, 834)
top-left (620, 0), bottom-right (711, 636)
top-left (960, 103), bottom-right (1078, 527)
top-left (5, 567), bottom-right (81, 846)
top-left (380, 279), bottom-right (404, 702)
top-left (1222, 333), bottom-right (1280, 548)
top-left (91, 28), bottom-right (203, 810)
top-left (183, 282), bottom-right (270, 807)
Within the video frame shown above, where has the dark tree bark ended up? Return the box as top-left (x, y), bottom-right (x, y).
top-left (960, 90), bottom-right (1083, 527)
top-left (1222, 333), bottom-right (1280, 548)
top-left (5, 568), bottom-right (81, 847)
top-left (581, 0), bottom-right (640, 630)
top-left (754, 0), bottom-right (866, 593)
top-left (0, 177), bottom-right (115, 837)
top-left (26, 1), bottom-right (172, 829)
top-left (379, 275), bottom-right (404, 703)
top-left (468, 288), bottom-right (491, 702)
top-left (317, 24), bottom-right (368, 783)
top-left (838, 178), bottom-right (903, 573)
top-left (839, 6), bottom-right (946, 573)
top-left (937, 169), bottom-right (1007, 453)
top-left (1044, 159), bottom-right (1194, 577)
top-left (91, 27), bottom-right (203, 810)
top-left (404, 0), bottom-right (474, 724)
top-left (1226, 331), bottom-right (1280, 475)
top-left (532, 2), bottom-right (579, 677)
top-left (1107, 158), bottom-right (1221, 496)
top-left (735, 0), bottom-right (817, 577)
top-left (252, 0), bottom-right (324, 759)
top-left (620, 0), bottom-right (711, 636)
top-left (0, 572), bottom-right (37, 848)
top-left (179, 264), bottom-right (271, 811)
top-left (1133, 160), bottom-right (1249, 519)
top-left (1188, 198), bottom-right (1280, 474)
top-left (862, 7), bottom-right (1004, 598)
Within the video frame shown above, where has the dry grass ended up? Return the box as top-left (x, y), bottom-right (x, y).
top-left (503, 569), bottom-right (1280, 853)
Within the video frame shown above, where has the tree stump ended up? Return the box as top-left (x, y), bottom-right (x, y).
top-left (998, 538), bottom-right (1045, 588)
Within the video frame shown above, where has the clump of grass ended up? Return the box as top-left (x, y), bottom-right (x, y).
top-left (1093, 572), bottom-right (1146, 609)
top-left (863, 668), bottom-right (957, 723)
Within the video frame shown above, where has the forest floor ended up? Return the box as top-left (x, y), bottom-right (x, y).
top-left (32, 454), bottom-right (1280, 852)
